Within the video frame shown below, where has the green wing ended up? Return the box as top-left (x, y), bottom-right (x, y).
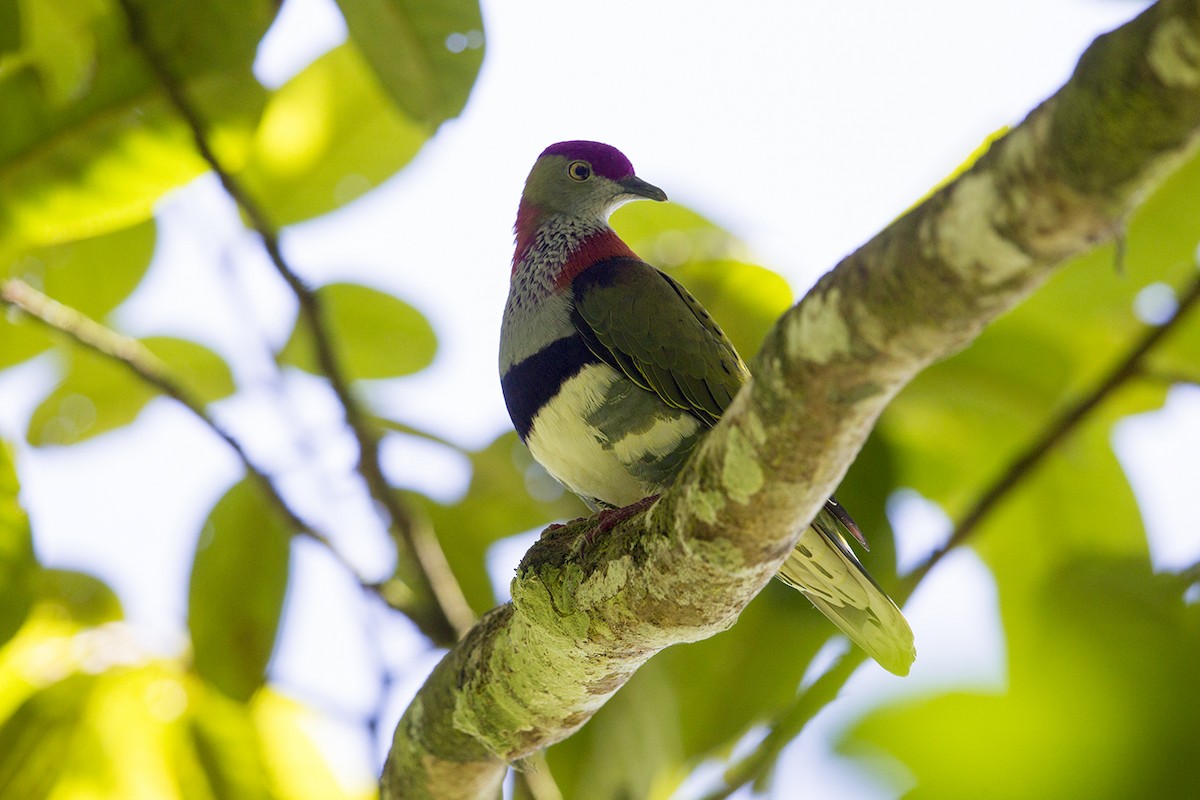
top-left (571, 257), bottom-right (748, 426)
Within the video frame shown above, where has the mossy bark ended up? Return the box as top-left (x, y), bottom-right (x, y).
top-left (382, 2), bottom-right (1200, 797)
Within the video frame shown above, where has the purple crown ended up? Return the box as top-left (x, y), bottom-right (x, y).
top-left (540, 141), bottom-right (635, 181)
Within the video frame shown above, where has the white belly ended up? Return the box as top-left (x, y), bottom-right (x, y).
top-left (526, 364), bottom-right (702, 508)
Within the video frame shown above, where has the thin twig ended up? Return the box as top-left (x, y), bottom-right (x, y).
top-left (1, 279), bottom-right (350, 572)
top-left (698, 652), bottom-right (864, 800)
top-left (904, 268), bottom-right (1200, 591)
top-left (114, 0), bottom-right (474, 642)
top-left (512, 752), bottom-right (565, 800)
top-left (706, 268), bottom-right (1200, 798)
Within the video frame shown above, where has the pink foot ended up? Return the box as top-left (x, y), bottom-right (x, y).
top-left (584, 494), bottom-right (661, 545)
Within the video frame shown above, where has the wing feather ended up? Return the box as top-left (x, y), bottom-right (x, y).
top-left (777, 505), bottom-right (916, 676)
top-left (572, 257), bottom-right (747, 427)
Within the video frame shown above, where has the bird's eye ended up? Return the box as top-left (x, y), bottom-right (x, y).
top-left (567, 161), bottom-right (592, 182)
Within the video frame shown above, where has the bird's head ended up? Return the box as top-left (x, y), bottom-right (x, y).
top-left (517, 141), bottom-right (667, 228)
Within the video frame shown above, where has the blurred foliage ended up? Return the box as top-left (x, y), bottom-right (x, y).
top-left (0, 442), bottom-right (36, 648)
top-left (237, 43), bottom-right (430, 227)
top-left (847, 561), bottom-right (1200, 800)
top-left (279, 282), bottom-right (438, 381)
top-left (1, 0), bottom-right (484, 795)
top-left (0, 0), bottom-right (1198, 798)
top-left (26, 335), bottom-right (236, 446)
top-left (0, 220), bottom-right (156, 368)
top-left (188, 479), bottom-right (292, 703)
top-left (0, 566), bottom-right (369, 799)
top-left (0, 0), bottom-right (273, 257)
top-left (334, 0), bottom-right (485, 127)
top-left (830, 140), bottom-right (1200, 800)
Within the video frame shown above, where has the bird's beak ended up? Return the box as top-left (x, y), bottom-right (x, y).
top-left (618, 175), bottom-right (668, 202)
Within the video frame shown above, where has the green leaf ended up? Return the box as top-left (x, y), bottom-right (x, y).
top-left (611, 199), bottom-right (739, 259)
top-left (237, 43), bottom-right (430, 226)
top-left (188, 479), bottom-right (292, 702)
top-left (612, 201), bottom-right (793, 359)
top-left (14, 0), bottom-right (101, 109)
top-left (836, 135), bottom-right (1200, 799)
top-left (35, 568), bottom-right (123, 626)
top-left (0, 673), bottom-right (99, 799)
top-left (253, 689), bottom-right (375, 800)
top-left (544, 660), bottom-right (686, 800)
top-left (0, 442), bottom-right (37, 648)
top-left (188, 687), bottom-right (274, 800)
top-left (843, 559), bottom-right (1200, 800)
top-left (335, 0), bottom-right (485, 126)
top-left (278, 282), bottom-right (437, 382)
top-left (0, 0), bottom-right (273, 255)
top-left (0, 2), bottom-right (19, 57)
top-left (25, 336), bottom-right (235, 447)
top-left (670, 259), bottom-right (793, 362)
top-left (1126, 147), bottom-right (1200, 378)
top-left (1, 220), bottom-right (157, 369)
top-left (145, 336), bottom-right (238, 404)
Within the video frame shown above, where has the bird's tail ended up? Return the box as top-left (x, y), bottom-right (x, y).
top-left (777, 504), bottom-right (916, 676)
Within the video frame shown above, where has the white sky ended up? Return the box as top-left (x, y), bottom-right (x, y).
top-left (6, 1), bottom-right (1200, 798)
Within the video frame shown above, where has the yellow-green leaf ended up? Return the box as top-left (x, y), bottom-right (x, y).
top-left (25, 336), bottom-right (235, 447)
top-left (143, 336), bottom-right (237, 405)
top-left (612, 201), bottom-right (793, 358)
top-left (188, 686), bottom-right (274, 799)
top-left (253, 689), bottom-right (376, 800)
top-left (335, 0), bottom-right (485, 126)
top-left (0, 2), bottom-right (18, 57)
top-left (0, 673), bottom-right (99, 798)
top-left (278, 282), bottom-right (437, 381)
top-left (0, 0), bottom-right (273, 255)
top-left (1, 220), bottom-right (156, 369)
top-left (187, 479), bottom-right (291, 702)
top-left (35, 568), bottom-right (123, 627)
top-left (237, 43), bottom-right (429, 227)
top-left (0, 442), bottom-right (36, 647)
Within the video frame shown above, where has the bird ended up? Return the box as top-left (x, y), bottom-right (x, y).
top-left (498, 140), bottom-right (915, 676)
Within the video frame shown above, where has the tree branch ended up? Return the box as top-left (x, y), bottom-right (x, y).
top-left (113, 0), bottom-right (474, 643)
top-left (382, 2), bottom-right (1200, 796)
top-left (1139, 365), bottom-right (1200, 386)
